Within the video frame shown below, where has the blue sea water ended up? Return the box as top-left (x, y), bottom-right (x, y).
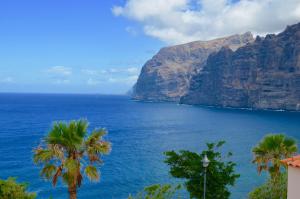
top-left (0, 93), bottom-right (300, 199)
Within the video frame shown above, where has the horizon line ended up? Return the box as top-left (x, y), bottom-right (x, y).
top-left (0, 91), bottom-right (128, 96)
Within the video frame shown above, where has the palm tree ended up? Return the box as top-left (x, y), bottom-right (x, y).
top-left (33, 119), bottom-right (111, 199)
top-left (252, 134), bottom-right (297, 179)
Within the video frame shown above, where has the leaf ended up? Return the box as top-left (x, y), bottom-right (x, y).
top-left (52, 165), bottom-right (63, 186)
top-left (62, 172), bottom-right (72, 186)
top-left (33, 119), bottom-right (111, 189)
top-left (84, 165), bottom-right (100, 181)
top-left (65, 158), bottom-right (79, 173)
top-left (164, 141), bottom-right (239, 199)
top-left (77, 171), bottom-right (83, 187)
top-left (0, 178), bottom-right (36, 199)
top-left (252, 134), bottom-right (297, 178)
top-left (41, 164), bottom-right (57, 179)
top-left (130, 184), bottom-right (181, 199)
top-left (217, 140), bottom-right (226, 147)
top-left (33, 149), bottom-right (54, 163)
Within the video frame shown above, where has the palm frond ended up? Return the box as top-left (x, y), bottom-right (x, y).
top-left (52, 165), bottom-right (63, 186)
top-left (34, 119), bottom-right (110, 189)
top-left (85, 129), bottom-right (107, 145)
top-left (49, 144), bottom-right (65, 160)
top-left (75, 119), bottom-right (88, 138)
top-left (65, 158), bottom-right (80, 174)
top-left (34, 148), bottom-right (54, 163)
top-left (77, 170), bottom-right (83, 187)
top-left (84, 165), bottom-right (100, 181)
top-left (41, 164), bottom-right (57, 179)
top-left (62, 172), bottom-right (74, 186)
top-left (252, 133), bottom-right (298, 177)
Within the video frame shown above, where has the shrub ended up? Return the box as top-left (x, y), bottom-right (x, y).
top-left (128, 184), bottom-right (181, 199)
top-left (248, 172), bottom-right (287, 199)
top-left (0, 177), bottom-right (36, 199)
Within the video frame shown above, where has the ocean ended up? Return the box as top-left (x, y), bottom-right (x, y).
top-left (0, 93), bottom-right (300, 199)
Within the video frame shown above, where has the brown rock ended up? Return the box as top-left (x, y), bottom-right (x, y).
top-left (132, 33), bottom-right (254, 102)
top-left (181, 22), bottom-right (300, 111)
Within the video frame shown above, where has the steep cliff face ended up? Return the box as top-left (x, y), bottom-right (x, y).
top-left (132, 33), bottom-right (254, 102)
top-left (181, 23), bottom-right (300, 111)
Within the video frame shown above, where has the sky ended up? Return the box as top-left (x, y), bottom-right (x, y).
top-left (0, 0), bottom-right (300, 94)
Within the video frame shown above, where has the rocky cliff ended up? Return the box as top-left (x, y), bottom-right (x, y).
top-left (181, 22), bottom-right (300, 111)
top-left (132, 33), bottom-right (254, 102)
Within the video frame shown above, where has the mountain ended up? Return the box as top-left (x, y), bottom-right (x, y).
top-left (132, 33), bottom-right (254, 102)
top-left (181, 22), bottom-right (300, 111)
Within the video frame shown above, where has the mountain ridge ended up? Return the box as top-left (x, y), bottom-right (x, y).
top-left (181, 22), bottom-right (300, 111)
top-left (132, 32), bottom-right (254, 102)
top-left (133, 22), bottom-right (300, 111)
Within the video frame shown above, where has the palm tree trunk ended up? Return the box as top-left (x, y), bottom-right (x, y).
top-left (68, 185), bottom-right (77, 199)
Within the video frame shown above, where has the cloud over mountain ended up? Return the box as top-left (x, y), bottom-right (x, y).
top-left (113, 0), bottom-right (300, 44)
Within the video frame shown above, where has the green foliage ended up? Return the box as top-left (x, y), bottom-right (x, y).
top-left (0, 178), bottom-right (36, 199)
top-left (252, 134), bottom-right (297, 178)
top-left (33, 119), bottom-right (111, 198)
top-left (128, 184), bottom-right (181, 199)
top-left (248, 172), bottom-right (287, 199)
top-left (84, 165), bottom-right (99, 181)
top-left (250, 134), bottom-right (295, 199)
top-left (164, 141), bottom-right (239, 199)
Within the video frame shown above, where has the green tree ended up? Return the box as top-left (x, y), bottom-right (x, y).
top-left (164, 141), bottom-right (239, 199)
top-left (0, 177), bottom-right (36, 199)
top-left (128, 184), bottom-right (181, 199)
top-left (250, 134), bottom-right (296, 199)
top-left (248, 172), bottom-right (287, 199)
top-left (33, 119), bottom-right (111, 199)
top-left (252, 134), bottom-right (297, 178)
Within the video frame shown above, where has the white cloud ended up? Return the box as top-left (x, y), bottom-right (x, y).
top-left (52, 79), bottom-right (70, 84)
top-left (46, 66), bottom-right (72, 85)
top-left (81, 69), bottom-right (98, 76)
top-left (108, 75), bottom-right (139, 84)
top-left (81, 68), bottom-right (121, 75)
top-left (81, 69), bottom-right (107, 76)
top-left (82, 67), bottom-right (140, 76)
top-left (127, 67), bottom-right (140, 74)
top-left (112, 6), bottom-right (123, 16)
top-left (127, 75), bottom-right (139, 83)
top-left (47, 66), bottom-right (72, 76)
top-left (87, 78), bottom-right (101, 85)
top-left (82, 67), bottom-right (140, 86)
top-left (125, 26), bottom-right (138, 36)
top-left (0, 77), bottom-right (15, 83)
top-left (113, 0), bottom-right (300, 44)
top-left (109, 68), bottom-right (119, 73)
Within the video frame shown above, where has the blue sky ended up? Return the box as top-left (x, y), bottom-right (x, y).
top-left (0, 0), bottom-right (163, 94)
top-left (0, 0), bottom-right (299, 94)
